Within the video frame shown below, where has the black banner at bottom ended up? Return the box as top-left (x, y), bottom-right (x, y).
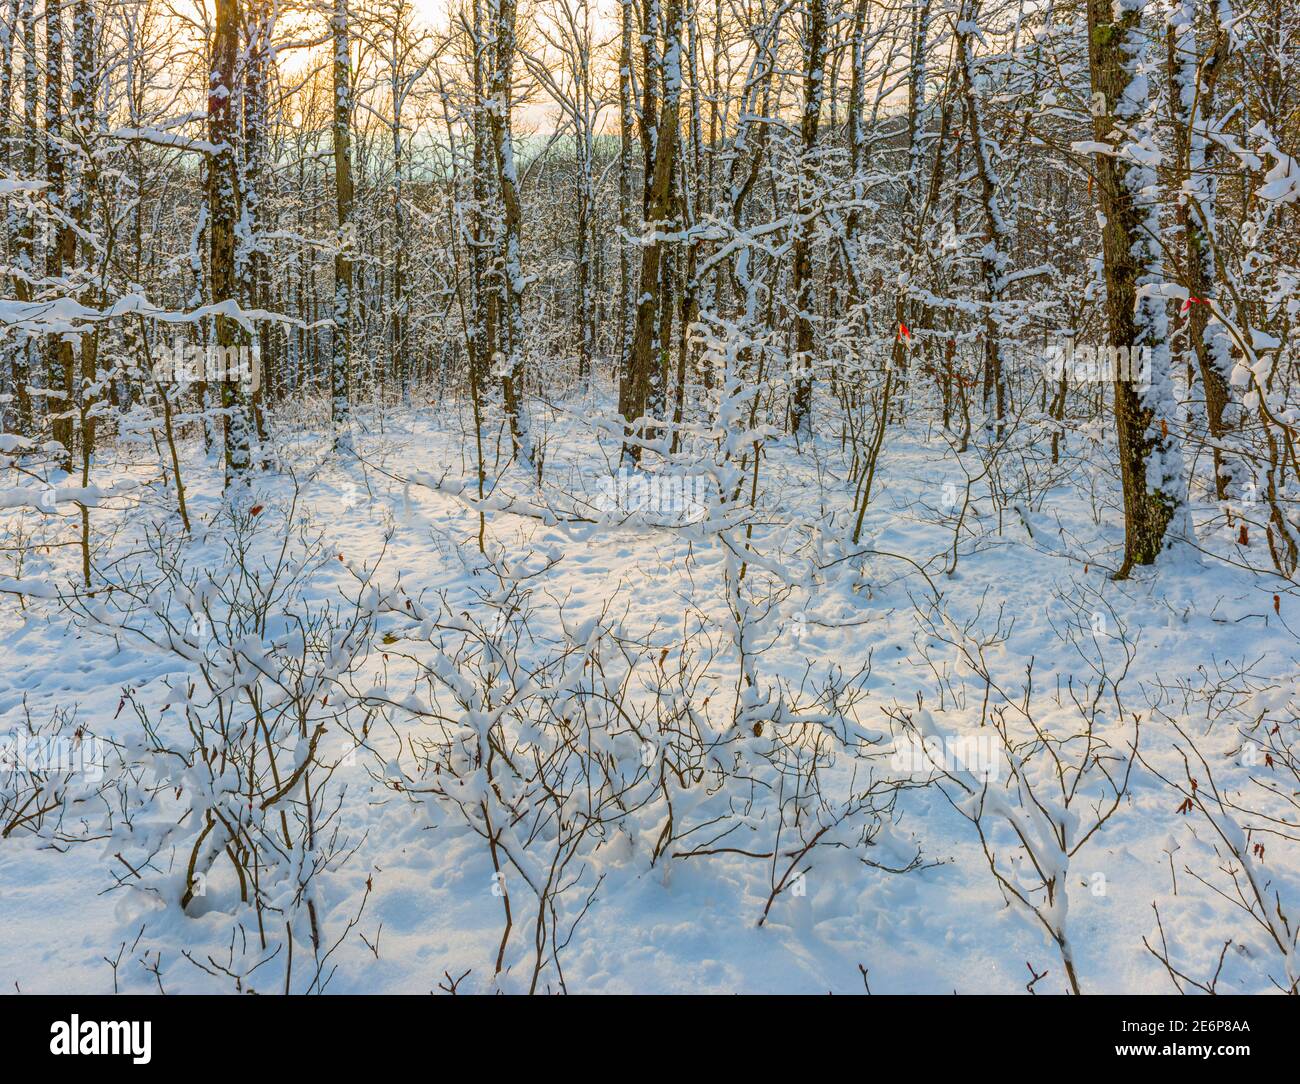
top-left (0, 993), bottom-right (1282, 1070)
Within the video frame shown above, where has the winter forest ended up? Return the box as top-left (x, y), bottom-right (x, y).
top-left (0, 0), bottom-right (1298, 997)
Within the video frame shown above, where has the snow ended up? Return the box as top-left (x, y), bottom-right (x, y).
top-left (2, 389), bottom-right (1296, 995)
top-left (1, 0), bottom-right (1298, 1001)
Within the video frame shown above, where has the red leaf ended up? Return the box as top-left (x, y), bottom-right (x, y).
top-left (249, 504), bottom-right (264, 517)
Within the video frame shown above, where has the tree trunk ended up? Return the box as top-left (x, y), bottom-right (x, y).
top-left (1086, 0), bottom-right (1184, 575)
top-left (209, 0), bottom-right (252, 481)
top-left (789, 0), bottom-right (828, 436)
top-left (624, 0), bottom-right (684, 464)
top-left (487, 0), bottom-right (532, 466)
top-left (44, 0), bottom-right (74, 473)
top-left (957, 0), bottom-right (1009, 436)
top-left (1167, 0), bottom-right (1235, 501)
top-left (7, 0), bottom-right (36, 430)
top-left (331, 0), bottom-right (354, 448)
top-left (616, 0), bottom-right (637, 414)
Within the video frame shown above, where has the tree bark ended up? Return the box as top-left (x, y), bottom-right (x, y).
top-left (44, 0), bottom-right (74, 472)
top-left (209, 0), bottom-right (252, 481)
top-left (957, 0), bottom-right (1009, 436)
top-left (789, 0), bottom-right (829, 436)
top-left (1086, 0), bottom-right (1183, 574)
top-left (624, 0), bottom-right (684, 464)
top-left (487, 0), bottom-right (532, 466)
top-left (331, 0), bottom-right (354, 447)
top-left (1167, 1), bottom-right (1234, 500)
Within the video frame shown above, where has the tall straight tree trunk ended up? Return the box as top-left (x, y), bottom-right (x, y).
top-left (243, 1), bottom-right (274, 423)
top-left (0, 0), bottom-right (14, 268)
top-left (331, 0), bottom-right (354, 448)
top-left (468, 0), bottom-right (493, 404)
top-left (702, 0), bottom-right (725, 343)
top-left (487, 0), bottom-right (531, 466)
top-left (7, 0), bottom-right (35, 430)
top-left (615, 0), bottom-right (637, 414)
top-left (890, 0), bottom-right (930, 376)
top-left (0, 0), bottom-right (13, 175)
top-left (673, 7), bottom-right (702, 446)
top-left (575, 120), bottom-right (592, 391)
top-left (956, 0), bottom-right (1009, 436)
top-left (789, 0), bottom-right (829, 436)
top-left (44, 0), bottom-right (75, 472)
top-left (568, 3), bottom-right (597, 394)
top-left (0, 0), bottom-right (15, 424)
top-left (70, 0), bottom-right (96, 463)
top-left (1167, 0), bottom-right (1235, 500)
top-left (209, 0), bottom-right (252, 481)
top-left (842, 0), bottom-right (871, 309)
top-left (624, 0), bottom-right (684, 465)
top-left (390, 21), bottom-right (409, 404)
top-left (1086, 0), bottom-right (1184, 575)
top-left (67, 0), bottom-right (96, 586)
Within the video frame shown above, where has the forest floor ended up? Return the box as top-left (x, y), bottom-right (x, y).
top-left (2, 386), bottom-right (1296, 994)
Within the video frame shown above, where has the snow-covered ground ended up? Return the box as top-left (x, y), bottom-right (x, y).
top-left (2, 389), bottom-right (1297, 995)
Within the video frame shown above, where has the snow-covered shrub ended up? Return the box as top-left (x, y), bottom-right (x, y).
top-left (1, 701), bottom-right (128, 842)
top-left (1138, 657), bottom-right (1300, 994)
top-left (64, 493), bottom-right (383, 991)
top-left (894, 589), bottom-right (1141, 993)
top-left (359, 530), bottom-right (921, 990)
